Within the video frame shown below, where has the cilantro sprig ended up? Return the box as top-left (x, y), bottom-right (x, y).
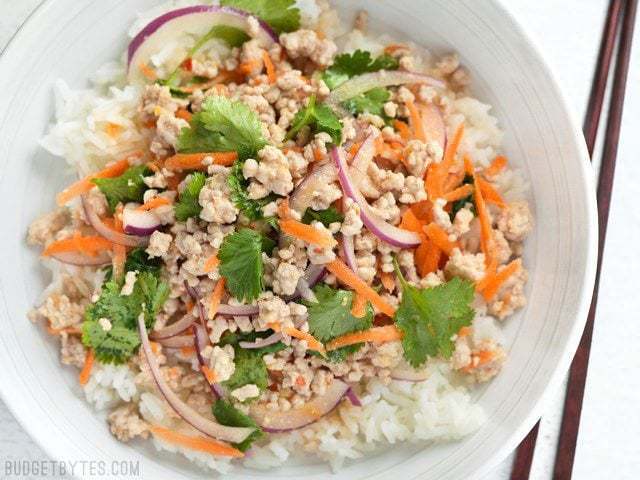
top-left (220, 0), bottom-right (301, 34)
top-left (322, 50), bottom-right (399, 90)
top-left (228, 160), bottom-right (276, 223)
top-left (393, 260), bottom-right (475, 367)
top-left (177, 96), bottom-right (267, 160)
top-left (218, 229), bottom-right (267, 302)
top-left (342, 87), bottom-right (391, 117)
top-left (286, 94), bottom-right (342, 145)
top-left (174, 172), bottom-right (206, 222)
top-left (92, 165), bottom-right (150, 213)
top-left (301, 206), bottom-right (344, 227)
top-left (212, 400), bottom-right (264, 451)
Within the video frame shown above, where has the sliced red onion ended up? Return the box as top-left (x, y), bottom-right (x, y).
top-left (217, 303), bottom-right (259, 316)
top-left (137, 314), bottom-right (253, 443)
top-left (81, 195), bottom-right (149, 247)
top-left (285, 264), bottom-right (326, 302)
top-left (296, 277), bottom-right (317, 303)
top-left (156, 325), bottom-right (206, 350)
top-left (341, 234), bottom-right (358, 273)
top-left (239, 331), bottom-right (283, 349)
top-left (184, 282), bottom-right (209, 332)
top-left (250, 379), bottom-right (349, 432)
top-left (122, 204), bottom-right (161, 237)
top-left (128, 5), bottom-right (277, 85)
top-left (150, 314), bottom-right (194, 340)
top-left (390, 362), bottom-right (430, 382)
top-left (289, 162), bottom-right (337, 214)
top-left (345, 387), bottom-right (362, 407)
top-left (348, 131), bottom-right (381, 198)
top-left (49, 250), bottom-right (111, 267)
top-left (331, 146), bottom-right (421, 248)
top-left (192, 324), bottom-right (225, 399)
top-left (421, 103), bottom-right (447, 154)
top-left (326, 71), bottom-right (446, 108)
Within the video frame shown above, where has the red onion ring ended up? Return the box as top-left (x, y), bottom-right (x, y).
top-left (122, 204), bottom-right (161, 237)
top-left (345, 387), bottom-right (362, 407)
top-left (341, 234), bottom-right (358, 273)
top-left (331, 146), bottom-right (421, 248)
top-left (150, 314), bottom-right (194, 340)
top-left (239, 331), bottom-right (283, 349)
top-left (217, 303), bottom-right (259, 316)
top-left (137, 314), bottom-right (253, 443)
top-left (49, 251), bottom-right (111, 267)
top-left (192, 324), bottom-right (226, 399)
top-left (289, 162), bottom-right (337, 214)
top-left (81, 195), bottom-right (149, 247)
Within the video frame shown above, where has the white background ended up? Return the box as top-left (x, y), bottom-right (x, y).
top-left (1, 1), bottom-right (638, 478)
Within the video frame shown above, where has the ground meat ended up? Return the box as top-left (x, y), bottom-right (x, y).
top-left (143, 170), bottom-right (169, 189)
top-left (310, 181), bottom-right (342, 211)
top-left (370, 192), bottom-right (401, 225)
top-left (272, 262), bottom-right (304, 296)
top-left (487, 264), bottom-right (528, 319)
top-left (191, 59), bottom-right (219, 78)
top-left (60, 334), bottom-right (86, 368)
top-left (403, 140), bottom-right (443, 177)
top-left (492, 229), bottom-right (513, 264)
top-left (453, 335), bottom-right (506, 383)
top-left (146, 231), bottom-right (172, 258)
top-left (399, 176), bottom-right (427, 204)
top-left (139, 84), bottom-right (183, 123)
top-left (150, 114), bottom-right (189, 157)
top-left (452, 207), bottom-right (474, 238)
top-left (496, 201), bottom-right (533, 242)
top-left (36, 294), bottom-right (85, 330)
top-left (445, 248), bottom-right (486, 282)
top-left (341, 198), bottom-right (363, 236)
top-left (432, 198), bottom-right (453, 231)
top-left (198, 167), bottom-right (238, 224)
top-left (306, 222), bottom-right (336, 265)
top-left (280, 29), bottom-right (337, 67)
top-left (205, 344), bottom-right (235, 382)
top-left (120, 271), bottom-right (138, 296)
top-left (244, 146), bottom-right (294, 199)
top-left (107, 404), bottom-right (149, 442)
top-left (231, 384), bottom-right (260, 402)
top-left (27, 208), bottom-right (70, 246)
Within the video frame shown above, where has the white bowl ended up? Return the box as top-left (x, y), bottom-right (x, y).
top-left (0, 0), bottom-right (597, 478)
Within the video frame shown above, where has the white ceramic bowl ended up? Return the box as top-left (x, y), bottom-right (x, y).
top-left (0, 1), bottom-right (597, 479)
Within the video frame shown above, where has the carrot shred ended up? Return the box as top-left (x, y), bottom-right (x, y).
top-left (393, 120), bottom-right (411, 141)
top-left (384, 44), bottom-right (408, 54)
top-left (203, 253), bottom-right (220, 273)
top-left (175, 108), bottom-right (193, 122)
top-left (149, 425), bottom-right (243, 458)
top-left (476, 257), bottom-right (498, 292)
top-left (443, 123), bottom-right (465, 170)
top-left (443, 169), bottom-right (466, 193)
top-left (105, 122), bottom-right (123, 138)
top-left (47, 326), bottom-right (81, 336)
top-left (406, 100), bottom-right (425, 142)
top-left (180, 346), bottom-right (196, 356)
top-left (458, 326), bottom-right (472, 338)
top-left (112, 244), bottom-right (127, 282)
top-left (313, 147), bottom-right (324, 162)
top-left (276, 198), bottom-right (292, 219)
top-left (139, 63), bottom-right (157, 81)
top-left (201, 365), bottom-right (217, 384)
top-left (399, 208), bottom-right (424, 235)
top-left (351, 293), bottom-right (368, 317)
top-left (423, 223), bottom-right (459, 256)
top-left (484, 155), bottom-right (508, 177)
top-left (326, 259), bottom-right (396, 317)
top-left (473, 169), bottom-right (494, 266)
top-left (414, 238), bottom-right (442, 277)
top-left (56, 153), bottom-right (142, 206)
top-left (239, 59), bottom-right (262, 75)
top-left (42, 234), bottom-right (113, 257)
top-left (477, 177), bottom-right (506, 208)
top-left (410, 200), bottom-right (434, 224)
top-left (262, 50), bottom-right (276, 84)
top-left (442, 183), bottom-right (474, 203)
top-left (208, 278), bottom-right (226, 320)
top-left (348, 142), bottom-right (362, 159)
top-left (279, 219), bottom-right (336, 248)
top-left (463, 154), bottom-right (475, 176)
top-left (165, 152), bottom-right (238, 171)
top-left (479, 259), bottom-right (521, 301)
top-left (283, 327), bottom-right (325, 353)
top-left (326, 325), bottom-right (402, 351)
top-left (379, 272), bottom-right (396, 293)
top-left (78, 349), bottom-right (94, 386)
top-left (136, 197), bottom-right (171, 211)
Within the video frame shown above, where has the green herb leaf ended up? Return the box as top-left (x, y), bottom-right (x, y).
top-left (304, 285), bottom-right (373, 362)
top-left (218, 229), bottom-right (265, 302)
top-left (92, 165), bottom-right (150, 213)
top-left (103, 247), bottom-right (163, 282)
top-left (82, 271), bottom-right (169, 364)
top-left (174, 172), bottom-right (206, 222)
top-left (302, 206), bottom-right (344, 227)
top-left (323, 50), bottom-right (399, 90)
top-left (194, 25), bottom-right (249, 50)
top-left (220, 0), bottom-right (300, 34)
top-left (228, 160), bottom-right (275, 221)
top-left (343, 87), bottom-right (391, 117)
top-left (223, 347), bottom-right (269, 392)
top-left (212, 399), bottom-right (264, 451)
top-left (286, 95), bottom-right (342, 145)
top-left (177, 96), bottom-right (267, 160)
top-left (394, 263), bottom-right (475, 367)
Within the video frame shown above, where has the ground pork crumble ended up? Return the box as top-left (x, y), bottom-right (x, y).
top-left (27, 0), bottom-right (534, 465)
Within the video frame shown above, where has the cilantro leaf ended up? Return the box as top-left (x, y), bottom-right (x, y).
top-left (302, 206), bottom-right (344, 227)
top-left (305, 285), bottom-right (373, 362)
top-left (220, 0), bottom-right (300, 34)
top-left (82, 272), bottom-right (169, 364)
top-left (212, 400), bottom-right (263, 451)
top-left (223, 347), bottom-right (269, 392)
top-left (174, 172), bottom-right (206, 222)
top-left (104, 247), bottom-right (163, 282)
top-left (343, 87), bottom-right (391, 117)
top-left (177, 96), bottom-right (267, 160)
top-left (218, 229), bottom-right (265, 302)
top-left (219, 330), bottom-right (286, 355)
top-left (228, 160), bottom-right (275, 222)
top-left (394, 263), bottom-right (475, 367)
top-left (450, 174), bottom-right (476, 220)
top-left (92, 165), bottom-right (150, 213)
top-left (323, 50), bottom-right (399, 90)
top-left (193, 25), bottom-right (249, 50)
top-left (286, 95), bottom-right (342, 145)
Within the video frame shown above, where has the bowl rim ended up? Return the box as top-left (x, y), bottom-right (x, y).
top-left (0, 0), bottom-right (598, 478)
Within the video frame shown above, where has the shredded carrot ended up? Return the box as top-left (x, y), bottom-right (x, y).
top-left (136, 197), bottom-right (171, 211)
top-left (276, 198), bottom-right (292, 219)
top-left (442, 183), bottom-right (474, 203)
top-left (175, 108), bottom-right (193, 122)
top-left (477, 177), bottom-right (506, 208)
top-left (326, 259), bottom-right (396, 317)
top-left (399, 208), bottom-right (424, 235)
top-left (239, 59), bottom-right (261, 75)
top-left (112, 244), bottom-right (127, 282)
top-left (262, 50), bottom-right (276, 84)
top-left (149, 425), bottom-right (243, 458)
top-left (284, 327), bottom-right (325, 353)
top-left (476, 257), bottom-right (498, 292)
top-left (46, 326), bottom-right (82, 336)
top-left (180, 346), bottom-right (196, 356)
top-left (146, 161), bottom-right (160, 173)
top-left (201, 365), bottom-right (217, 384)
top-left (78, 349), bottom-right (94, 386)
top-left (443, 169), bottom-right (466, 193)
top-left (484, 155), bottom-right (508, 177)
top-left (165, 152), bottom-right (238, 171)
top-left (139, 63), bottom-right (157, 81)
top-left (423, 223), bottom-right (459, 256)
top-left (443, 123), bottom-right (465, 170)
top-left (410, 200), bottom-right (434, 224)
top-left (42, 234), bottom-right (113, 257)
top-left (203, 253), bottom-right (219, 273)
top-left (458, 326), bottom-right (472, 338)
top-left (348, 142), bottom-right (362, 159)
top-left (414, 238), bottom-right (442, 277)
top-left (424, 163), bottom-right (442, 200)
top-left (279, 218), bottom-right (336, 248)
top-left (463, 154), bottom-right (475, 176)
top-left (380, 272), bottom-right (396, 293)
top-left (384, 44), bottom-right (408, 54)
top-left (476, 349), bottom-right (496, 365)
top-left (313, 147), bottom-right (324, 162)
top-left (393, 120), bottom-right (411, 141)
top-left (326, 325), bottom-right (402, 351)
top-left (479, 259), bottom-right (521, 301)
top-left (208, 278), bottom-right (226, 320)
top-left (473, 170), bottom-right (494, 266)
top-left (150, 341), bottom-right (161, 354)
top-left (185, 299), bottom-right (194, 314)
top-left (406, 100), bottom-right (425, 142)
top-left (105, 122), bottom-right (123, 138)
top-left (351, 293), bottom-right (368, 317)
top-left (56, 153), bottom-right (142, 206)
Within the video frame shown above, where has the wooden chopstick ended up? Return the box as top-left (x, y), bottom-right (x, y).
top-left (510, 0), bottom-right (637, 478)
top-left (552, 0), bottom-right (637, 477)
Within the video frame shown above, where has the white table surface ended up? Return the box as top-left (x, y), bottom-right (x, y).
top-left (1, 1), bottom-right (639, 479)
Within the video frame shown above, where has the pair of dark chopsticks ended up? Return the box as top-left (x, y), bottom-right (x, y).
top-left (510, 0), bottom-right (638, 479)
